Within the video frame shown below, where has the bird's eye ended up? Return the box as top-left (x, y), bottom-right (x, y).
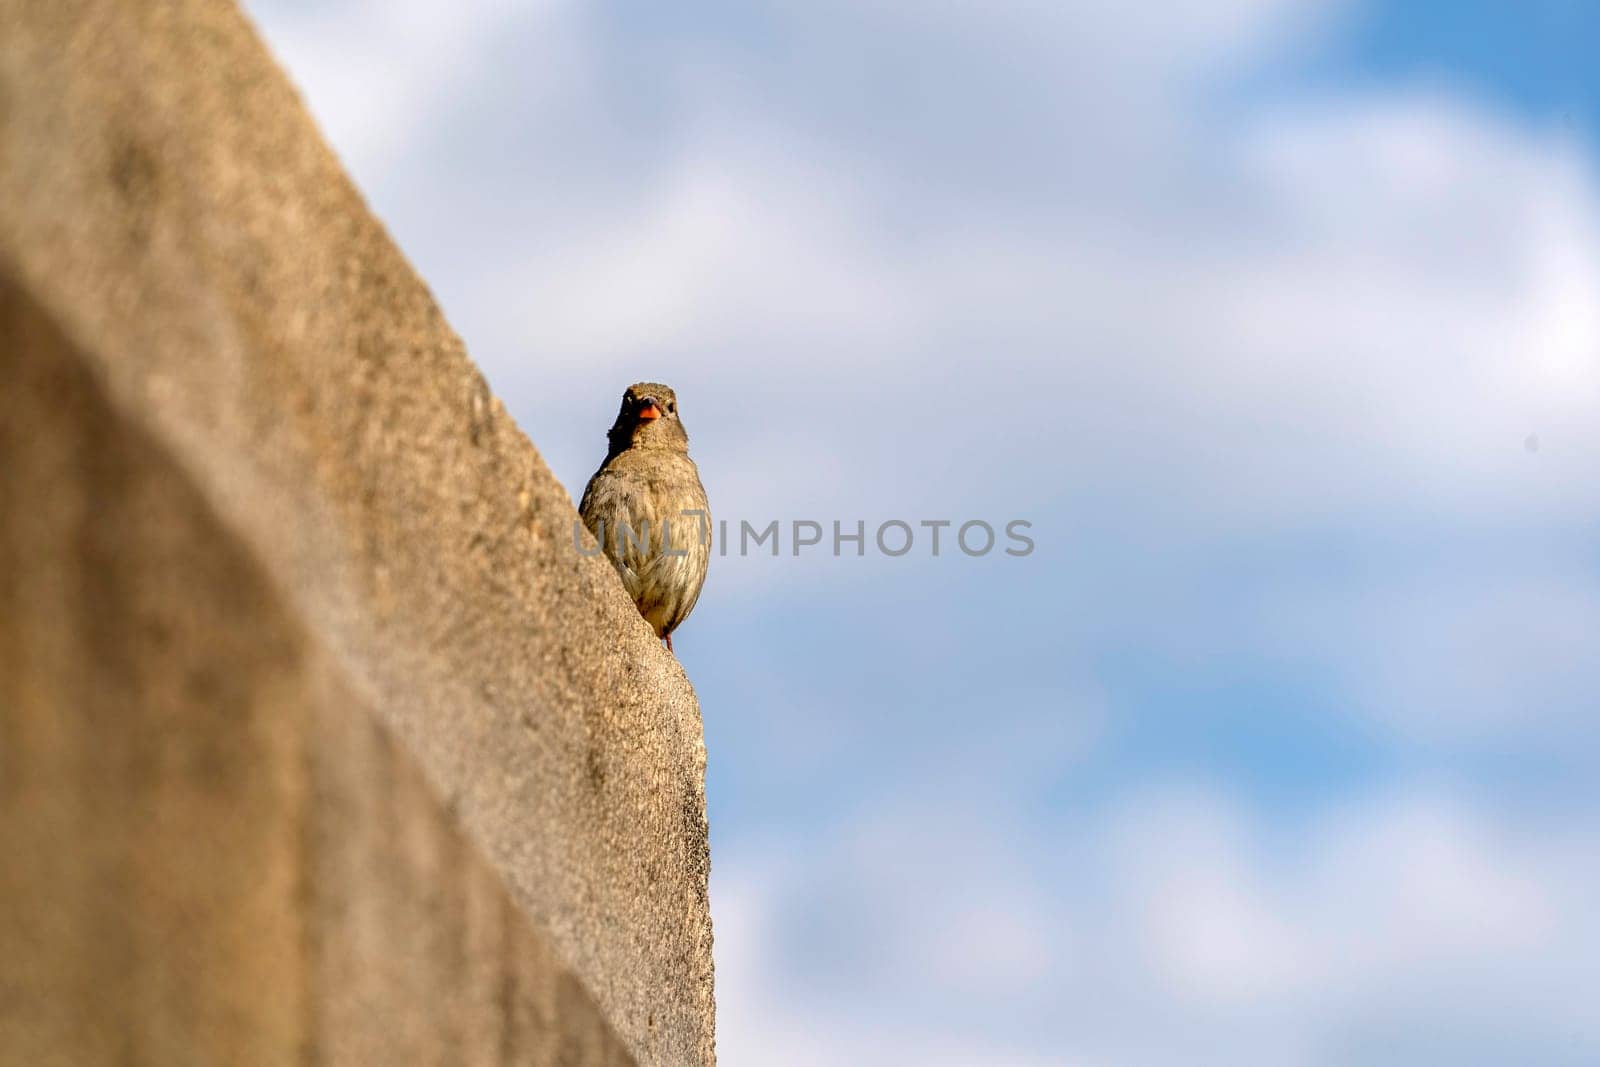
top-left (668, 401), bottom-right (676, 413)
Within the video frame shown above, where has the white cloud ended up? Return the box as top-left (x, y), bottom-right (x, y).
top-left (491, 135), bottom-right (928, 369)
top-left (1274, 565), bottom-right (1600, 741)
top-left (243, 0), bottom-right (580, 178)
top-left (715, 783), bottom-right (1600, 1065)
top-left (496, 92), bottom-right (1600, 536)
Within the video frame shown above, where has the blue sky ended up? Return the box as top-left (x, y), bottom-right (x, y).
top-left (246, 2), bottom-right (1599, 1062)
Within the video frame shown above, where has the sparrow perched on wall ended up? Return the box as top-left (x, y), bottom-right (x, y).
top-left (579, 383), bottom-right (710, 652)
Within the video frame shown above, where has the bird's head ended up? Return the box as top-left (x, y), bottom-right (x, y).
top-left (608, 381), bottom-right (688, 455)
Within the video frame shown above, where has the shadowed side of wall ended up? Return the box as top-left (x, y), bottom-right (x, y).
top-left (0, 277), bottom-right (633, 1067)
top-left (0, 0), bottom-right (714, 1063)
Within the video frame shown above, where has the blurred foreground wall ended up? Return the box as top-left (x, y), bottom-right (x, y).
top-left (0, 2), bottom-right (715, 1064)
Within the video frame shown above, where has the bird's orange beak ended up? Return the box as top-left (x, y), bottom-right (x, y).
top-left (637, 401), bottom-right (662, 421)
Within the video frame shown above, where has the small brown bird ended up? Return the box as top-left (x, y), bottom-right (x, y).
top-left (579, 382), bottom-right (710, 652)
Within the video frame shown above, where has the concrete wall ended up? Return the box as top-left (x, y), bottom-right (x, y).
top-left (0, 2), bottom-right (715, 1063)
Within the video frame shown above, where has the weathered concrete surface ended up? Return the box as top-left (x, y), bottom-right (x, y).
top-left (1, 279), bottom-right (637, 1066)
top-left (0, 1), bottom-right (713, 1063)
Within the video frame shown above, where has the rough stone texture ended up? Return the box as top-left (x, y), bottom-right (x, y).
top-left (0, 280), bottom-right (639, 1066)
top-left (0, 1), bottom-right (714, 1064)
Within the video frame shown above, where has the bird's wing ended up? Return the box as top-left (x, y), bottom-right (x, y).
top-left (656, 486), bottom-right (710, 637)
